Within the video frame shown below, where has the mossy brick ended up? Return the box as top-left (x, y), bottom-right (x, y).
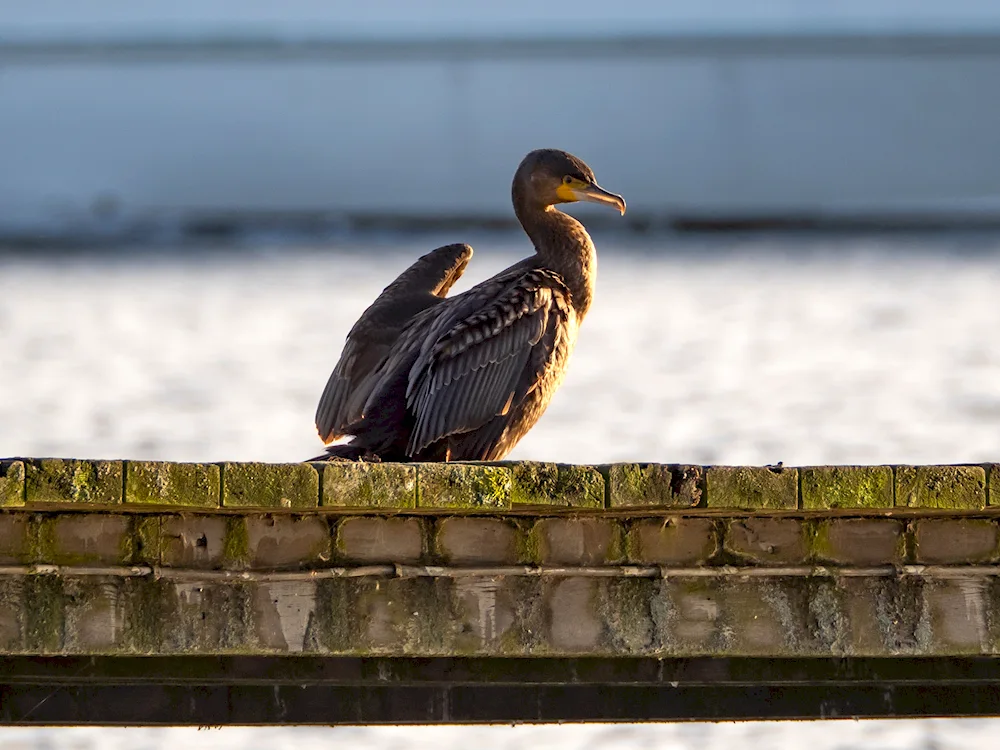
top-left (38, 515), bottom-right (132, 565)
top-left (336, 517), bottom-right (425, 564)
top-left (245, 516), bottom-right (332, 569)
top-left (132, 517), bottom-right (161, 565)
top-left (0, 578), bottom-right (24, 652)
top-left (125, 461), bottom-right (220, 508)
top-left (801, 466), bottom-right (893, 509)
top-left (813, 519), bottom-right (904, 566)
top-left (161, 515), bottom-right (228, 568)
top-left (436, 518), bottom-right (519, 565)
top-left (914, 519), bottom-right (999, 564)
top-left (25, 459), bottom-right (123, 505)
top-left (221, 462), bottom-right (319, 509)
top-left (160, 580), bottom-right (253, 653)
top-left (507, 462), bottom-right (604, 508)
top-left (725, 518), bottom-right (808, 565)
top-left (706, 466), bottom-right (798, 509)
top-left (532, 518), bottom-right (625, 566)
top-left (416, 464), bottom-right (512, 509)
top-left (1, 461), bottom-right (25, 507)
top-left (321, 462), bottom-right (416, 509)
top-left (896, 465), bottom-right (986, 509)
top-left (608, 463), bottom-right (703, 508)
top-left (24, 574), bottom-right (65, 652)
top-left (0, 514), bottom-right (31, 564)
top-left (626, 518), bottom-right (717, 565)
top-left (991, 464), bottom-right (1000, 507)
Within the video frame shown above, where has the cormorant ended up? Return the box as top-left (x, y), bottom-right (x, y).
top-left (312, 148), bottom-right (625, 462)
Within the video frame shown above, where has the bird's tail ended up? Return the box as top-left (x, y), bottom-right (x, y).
top-left (306, 442), bottom-right (382, 463)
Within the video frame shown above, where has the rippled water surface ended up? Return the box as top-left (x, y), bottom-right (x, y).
top-left (1, 230), bottom-right (1000, 746)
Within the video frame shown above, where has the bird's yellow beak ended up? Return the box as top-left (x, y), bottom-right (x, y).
top-left (556, 180), bottom-right (627, 215)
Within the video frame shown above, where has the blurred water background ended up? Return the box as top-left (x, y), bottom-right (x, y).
top-left (2, 232), bottom-right (1000, 748)
top-left (4, 1), bottom-right (1000, 747)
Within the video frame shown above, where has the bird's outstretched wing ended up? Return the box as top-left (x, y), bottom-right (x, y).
top-left (402, 267), bottom-right (572, 456)
top-left (315, 243), bottom-right (472, 442)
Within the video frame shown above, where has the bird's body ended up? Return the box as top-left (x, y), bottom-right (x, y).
top-left (312, 149), bottom-right (625, 462)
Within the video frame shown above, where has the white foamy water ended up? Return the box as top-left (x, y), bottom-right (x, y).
top-left (1, 231), bottom-right (999, 745)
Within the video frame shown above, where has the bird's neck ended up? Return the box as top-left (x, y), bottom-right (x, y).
top-left (515, 201), bottom-right (598, 317)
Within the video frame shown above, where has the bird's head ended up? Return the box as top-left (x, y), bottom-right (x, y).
top-left (514, 149), bottom-right (626, 215)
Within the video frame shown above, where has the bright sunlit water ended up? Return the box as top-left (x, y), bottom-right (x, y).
top-left (1, 230), bottom-right (999, 746)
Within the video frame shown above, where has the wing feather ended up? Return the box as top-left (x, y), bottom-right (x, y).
top-left (404, 268), bottom-right (571, 456)
top-left (315, 243), bottom-right (472, 442)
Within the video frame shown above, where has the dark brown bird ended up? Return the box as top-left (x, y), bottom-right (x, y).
top-left (312, 148), bottom-right (625, 462)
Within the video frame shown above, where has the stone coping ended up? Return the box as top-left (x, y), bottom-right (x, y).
top-left (0, 459), bottom-right (996, 511)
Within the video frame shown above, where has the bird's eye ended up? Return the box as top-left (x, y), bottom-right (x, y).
top-left (563, 175), bottom-right (574, 185)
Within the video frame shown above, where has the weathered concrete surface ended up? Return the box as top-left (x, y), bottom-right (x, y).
top-left (1, 572), bottom-right (999, 657)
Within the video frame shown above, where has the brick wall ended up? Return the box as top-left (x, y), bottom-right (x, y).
top-left (0, 458), bottom-right (998, 658)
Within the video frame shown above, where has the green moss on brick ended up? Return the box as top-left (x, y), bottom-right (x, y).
top-left (608, 463), bottom-right (703, 508)
top-left (507, 462), bottom-right (604, 508)
top-left (896, 465), bottom-right (986, 509)
top-left (706, 466), bottom-right (798, 509)
top-left (221, 462), bottom-right (319, 509)
top-left (222, 516), bottom-right (251, 568)
top-left (25, 459), bottom-right (123, 505)
top-left (989, 464), bottom-right (1000, 507)
top-left (130, 516), bottom-right (162, 565)
top-left (122, 578), bottom-right (167, 654)
top-left (125, 461), bottom-right (220, 508)
top-left (321, 462), bottom-right (416, 508)
top-left (416, 464), bottom-right (512, 509)
top-left (37, 515), bottom-right (132, 566)
top-left (519, 523), bottom-right (543, 564)
top-left (313, 578), bottom-right (364, 653)
top-left (0, 461), bottom-right (25, 507)
top-left (25, 575), bottom-right (64, 652)
top-left (801, 466), bottom-right (893, 509)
